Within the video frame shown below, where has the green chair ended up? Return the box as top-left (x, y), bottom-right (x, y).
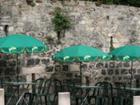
top-left (28, 78), bottom-right (62, 105)
top-left (63, 80), bottom-right (76, 92)
top-left (23, 78), bottom-right (45, 105)
top-left (36, 79), bottom-right (53, 105)
top-left (62, 80), bottom-right (79, 104)
top-left (53, 79), bottom-right (62, 93)
top-left (62, 79), bottom-right (91, 105)
top-left (4, 77), bottom-right (19, 105)
top-left (46, 79), bottom-right (62, 105)
top-left (93, 82), bottom-right (113, 105)
top-left (77, 88), bottom-right (91, 105)
top-left (113, 82), bottom-right (133, 105)
top-left (5, 84), bottom-right (18, 105)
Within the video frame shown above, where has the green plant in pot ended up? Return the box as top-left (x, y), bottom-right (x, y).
top-left (95, 0), bottom-right (103, 6)
top-left (52, 7), bottom-right (72, 44)
top-left (26, 0), bottom-right (36, 6)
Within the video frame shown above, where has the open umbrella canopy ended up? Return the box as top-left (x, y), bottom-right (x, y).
top-left (53, 45), bottom-right (107, 84)
top-left (110, 45), bottom-right (140, 61)
top-left (0, 34), bottom-right (48, 54)
top-left (0, 34), bottom-right (48, 82)
top-left (53, 45), bottom-right (107, 62)
top-left (110, 45), bottom-right (140, 87)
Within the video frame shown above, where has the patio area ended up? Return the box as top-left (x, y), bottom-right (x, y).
top-left (1, 76), bottom-right (140, 105)
top-left (0, 41), bottom-right (140, 105)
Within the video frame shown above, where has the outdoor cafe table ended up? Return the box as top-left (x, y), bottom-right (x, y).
top-left (74, 85), bottom-right (140, 93)
top-left (4, 81), bottom-right (35, 87)
top-left (75, 85), bottom-right (140, 91)
top-left (4, 81), bottom-right (35, 94)
top-left (70, 85), bottom-right (100, 105)
top-left (4, 81), bottom-right (35, 105)
top-left (72, 85), bottom-right (140, 105)
top-left (125, 87), bottom-right (140, 95)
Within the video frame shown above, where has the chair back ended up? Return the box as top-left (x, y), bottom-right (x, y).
top-left (53, 79), bottom-right (62, 92)
top-left (33, 78), bottom-right (45, 94)
top-left (114, 82), bottom-right (126, 96)
top-left (63, 80), bottom-right (76, 92)
top-left (42, 79), bottom-right (62, 105)
top-left (94, 81), bottom-right (113, 97)
top-left (42, 78), bottom-right (62, 95)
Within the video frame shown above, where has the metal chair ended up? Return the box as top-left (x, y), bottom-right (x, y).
top-left (4, 78), bottom-right (20, 105)
top-left (5, 85), bottom-right (18, 105)
top-left (93, 81), bottom-right (113, 105)
top-left (46, 79), bottom-right (62, 105)
top-left (66, 81), bottom-right (91, 105)
top-left (23, 78), bottom-right (45, 105)
top-left (62, 80), bottom-right (81, 105)
top-left (27, 78), bottom-right (62, 105)
top-left (113, 82), bottom-right (133, 105)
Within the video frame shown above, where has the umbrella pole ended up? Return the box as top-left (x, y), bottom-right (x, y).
top-left (16, 54), bottom-right (20, 98)
top-left (130, 61), bottom-right (133, 88)
top-left (80, 62), bottom-right (82, 85)
top-left (16, 54), bottom-right (19, 82)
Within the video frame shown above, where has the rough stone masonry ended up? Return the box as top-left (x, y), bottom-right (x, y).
top-left (0, 0), bottom-right (140, 86)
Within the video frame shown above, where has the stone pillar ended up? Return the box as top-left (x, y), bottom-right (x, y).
top-left (0, 88), bottom-right (4, 105)
top-left (58, 92), bottom-right (70, 105)
top-left (133, 96), bottom-right (140, 105)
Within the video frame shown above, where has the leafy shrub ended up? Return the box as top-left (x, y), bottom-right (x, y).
top-left (51, 7), bottom-right (72, 44)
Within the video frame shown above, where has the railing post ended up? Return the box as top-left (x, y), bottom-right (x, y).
top-left (0, 88), bottom-right (4, 105)
top-left (133, 96), bottom-right (140, 105)
top-left (58, 92), bottom-right (70, 105)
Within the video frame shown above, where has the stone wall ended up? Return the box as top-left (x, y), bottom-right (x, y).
top-left (1, 1), bottom-right (140, 48)
top-left (0, 0), bottom-right (140, 85)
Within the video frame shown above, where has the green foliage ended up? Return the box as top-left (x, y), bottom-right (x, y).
top-left (112, 0), bottom-right (140, 6)
top-left (104, 0), bottom-right (113, 4)
top-left (51, 7), bottom-right (72, 44)
top-left (26, 0), bottom-right (36, 7)
top-left (101, 0), bottom-right (140, 7)
top-left (128, 0), bottom-right (140, 7)
top-left (52, 7), bottom-right (71, 33)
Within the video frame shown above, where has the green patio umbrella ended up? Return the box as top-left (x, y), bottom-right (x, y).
top-left (110, 45), bottom-right (140, 87)
top-left (53, 45), bottom-right (107, 84)
top-left (0, 34), bottom-right (48, 81)
top-left (0, 34), bottom-right (48, 54)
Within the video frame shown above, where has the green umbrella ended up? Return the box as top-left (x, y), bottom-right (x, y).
top-left (0, 34), bottom-right (48, 54)
top-left (53, 45), bottom-right (107, 84)
top-left (0, 34), bottom-right (48, 81)
top-left (111, 45), bottom-right (140, 60)
top-left (53, 45), bottom-right (107, 62)
top-left (110, 45), bottom-right (140, 87)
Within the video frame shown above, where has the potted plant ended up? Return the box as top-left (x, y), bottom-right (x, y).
top-left (26, 0), bottom-right (36, 6)
top-left (51, 7), bottom-right (72, 44)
